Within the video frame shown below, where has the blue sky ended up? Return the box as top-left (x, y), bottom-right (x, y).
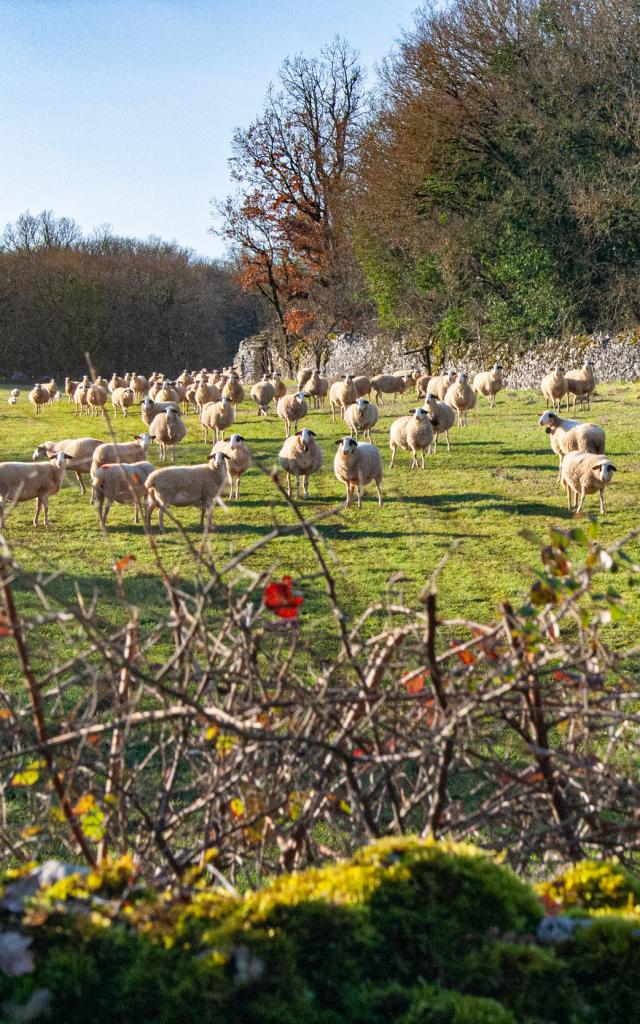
top-left (1, 0), bottom-right (420, 259)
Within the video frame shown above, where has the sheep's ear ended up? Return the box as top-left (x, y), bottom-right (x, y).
top-left (63, 453), bottom-right (74, 460)
top-left (334, 439), bottom-right (343, 446)
top-left (545, 427), bottom-right (552, 434)
top-left (309, 430), bottom-right (316, 436)
top-left (133, 434), bottom-right (142, 440)
top-left (235, 435), bottom-right (245, 441)
top-left (295, 431), bottom-right (302, 436)
top-left (610, 464), bottom-right (618, 472)
top-left (45, 451), bottom-right (57, 460)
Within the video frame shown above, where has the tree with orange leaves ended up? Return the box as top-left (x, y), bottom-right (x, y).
top-left (214, 38), bottom-right (367, 373)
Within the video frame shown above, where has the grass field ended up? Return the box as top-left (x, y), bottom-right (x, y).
top-left (1, 381), bottom-right (639, 674)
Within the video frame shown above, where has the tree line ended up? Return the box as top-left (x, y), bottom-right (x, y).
top-left (218, 0), bottom-right (640, 370)
top-left (0, 211), bottom-right (266, 378)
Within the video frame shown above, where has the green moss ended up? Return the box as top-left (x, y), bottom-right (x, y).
top-left (402, 984), bottom-right (516, 1024)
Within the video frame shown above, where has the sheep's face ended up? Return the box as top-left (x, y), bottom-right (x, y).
top-left (48, 452), bottom-right (72, 467)
top-left (209, 452), bottom-right (226, 470)
top-left (336, 437), bottom-right (358, 455)
top-left (493, 363), bottom-right (503, 372)
top-left (142, 398), bottom-right (153, 412)
top-left (539, 411), bottom-right (557, 431)
top-left (598, 462), bottom-right (617, 484)
top-left (356, 398), bottom-right (369, 412)
top-left (221, 396), bottom-right (231, 406)
top-left (459, 372), bottom-right (468, 384)
top-left (345, 375), bottom-right (354, 382)
top-left (447, 370), bottom-right (457, 382)
top-left (555, 366), bottom-right (565, 374)
top-left (425, 393), bottom-right (436, 407)
top-left (295, 391), bottom-right (307, 401)
top-left (32, 445), bottom-right (46, 461)
top-left (229, 433), bottom-right (245, 446)
top-left (136, 433), bottom-right (152, 449)
top-left (297, 428), bottom-right (315, 451)
top-left (413, 408), bottom-right (427, 420)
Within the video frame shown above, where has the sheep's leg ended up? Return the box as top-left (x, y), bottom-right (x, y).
top-left (234, 477), bottom-right (240, 500)
top-left (303, 474), bottom-right (309, 499)
top-left (410, 450), bottom-right (417, 470)
top-left (390, 446), bottom-right (397, 468)
top-left (103, 499), bottom-right (113, 525)
top-left (374, 480), bottom-right (383, 507)
top-left (157, 506), bottom-right (165, 533)
top-left (285, 473), bottom-right (292, 497)
top-left (331, 404), bottom-right (336, 422)
top-left (74, 471), bottom-right (86, 495)
top-left (356, 482), bottom-right (363, 509)
top-left (421, 449), bottom-right (426, 469)
top-left (204, 499), bottom-right (214, 533)
top-left (344, 483), bottom-right (352, 508)
top-left (295, 475), bottom-right (301, 500)
top-left (33, 497), bottom-right (42, 526)
top-left (576, 489), bottom-right (586, 514)
top-left (599, 490), bottom-right (605, 514)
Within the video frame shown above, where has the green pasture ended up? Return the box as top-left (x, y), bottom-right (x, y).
top-left (0, 381), bottom-right (639, 671)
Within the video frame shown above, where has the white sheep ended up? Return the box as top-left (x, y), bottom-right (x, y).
top-left (0, 451), bottom-right (72, 527)
top-left (370, 373), bottom-right (409, 405)
top-left (29, 383), bottom-right (50, 414)
top-left (352, 375), bottom-right (372, 398)
top-left (333, 437), bottom-right (383, 508)
top-left (538, 411), bottom-right (606, 478)
top-left (444, 372), bottom-right (477, 426)
top-left (250, 377), bottom-right (276, 416)
top-left (297, 367), bottom-right (313, 389)
top-left (210, 434), bottom-right (252, 499)
top-left (416, 373), bottom-right (431, 398)
top-left (141, 397), bottom-right (181, 427)
top-left (424, 393), bottom-right (456, 452)
top-left (472, 363), bottom-right (503, 408)
top-left (276, 392), bottom-right (308, 437)
top-left (566, 360), bottom-right (596, 411)
top-left (148, 407), bottom-right (187, 462)
top-left (145, 451), bottom-right (228, 533)
top-left (344, 398), bottom-right (379, 442)
top-left (87, 384), bottom-right (108, 417)
top-left (91, 461), bottom-right (155, 525)
top-left (271, 372), bottom-right (287, 399)
top-left (111, 386), bottom-right (136, 417)
top-left (560, 452), bottom-right (617, 514)
top-left (222, 373), bottom-right (245, 409)
top-left (278, 428), bottom-right (323, 499)
top-left (90, 434), bottom-right (153, 476)
top-left (329, 376), bottom-right (358, 421)
top-left (389, 408), bottom-right (434, 469)
top-left (306, 370), bottom-right (329, 408)
top-left (32, 437), bottom-right (103, 495)
top-left (201, 396), bottom-right (235, 443)
top-left (429, 370), bottom-right (457, 401)
top-left (541, 366), bottom-right (569, 413)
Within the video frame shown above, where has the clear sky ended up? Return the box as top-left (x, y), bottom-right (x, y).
top-left (1, 0), bottom-right (420, 259)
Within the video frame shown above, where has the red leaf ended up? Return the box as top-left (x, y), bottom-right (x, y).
top-left (114, 554), bottom-right (136, 573)
top-left (406, 673), bottom-right (426, 694)
top-left (264, 576), bottom-right (303, 619)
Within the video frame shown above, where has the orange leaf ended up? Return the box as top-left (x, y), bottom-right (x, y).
top-left (406, 673), bottom-right (426, 694)
top-left (113, 554), bottom-right (136, 573)
top-left (0, 708), bottom-right (12, 720)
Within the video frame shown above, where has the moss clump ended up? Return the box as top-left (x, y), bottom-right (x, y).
top-left (537, 859), bottom-right (640, 913)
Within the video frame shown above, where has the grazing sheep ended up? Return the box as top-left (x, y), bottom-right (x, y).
top-left (370, 373), bottom-right (409, 405)
top-left (108, 373), bottom-right (127, 393)
top-left (0, 451), bottom-right (72, 527)
top-left (271, 372), bottom-right (287, 399)
top-left (130, 374), bottom-right (148, 400)
top-left (566, 360), bottom-right (596, 411)
top-left (297, 367), bottom-right (313, 389)
top-left (64, 378), bottom-right (78, 403)
top-left (90, 434), bottom-right (153, 476)
top-left (306, 370), bottom-right (329, 408)
top-left (429, 370), bottom-right (457, 401)
top-left (389, 408), bottom-right (434, 469)
top-left (87, 384), bottom-right (108, 417)
top-left (148, 407), bottom-right (187, 462)
top-left (145, 451), bottom-right (228, 533)
top-left (278, 428), bottom-right (323, 499)
top-left (473, 363), bottom-right (503, 408)
top-left (541, 366), bottom-right (569, 412)
top-left (222, 372), bottom-right (245, 409)
top-left (250, 377), bottom-right (276, 416)
top-left (91, 461), bottom-right (155, 525)
top-left (156, 383), bottom-right (181, 405)
top-left (8, 388), bottom-right (20, 406)
top-left (329, 376), bottom-right (358, 421)
top-left (333, 437), bottom-right (383, 508)
top-left (538, 411), bottom-right (606, 478)
top-left (344, 398), bottom-right (379, 442)
top-left (210, 433), bottom-right (252, 499)
top-left (176, 370), bottom-right (193, 388)
top-left (141, 397), bottom-right (181, 427)
top-left (425, 393), bottom-right (456, 452)
top-left (29, 383), bottom-right (50, 414)
top-left (276, 391), bottom-right (309, 437)
top-left (201, 396), bottom-right (235, 442)
top-left (416, 374), bottom-right (431, 398)
top-left (73, 380), bottom-right (91, 416)
top-left (445, 372), bottom-right (477, 426)
top-left (46, 379), bottom-right (58, 404)
top-left (352, 375), bottom-right (371, 398)
top-left (32, 437), bottom-right (103, 495)
top-left (111, 386), bottom-right (136, 417)
top-left (560, 452), bottom-right (617, 514)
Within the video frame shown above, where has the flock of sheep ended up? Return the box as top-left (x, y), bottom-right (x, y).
top-left (0, 357), bottom-right (617, 531)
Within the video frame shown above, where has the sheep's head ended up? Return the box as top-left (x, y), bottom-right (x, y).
top-left (135, 433), bottom-right (152, 449)
top-left (32, 445), bottom-right (47, 461)
top-left (447, 370), bottom-right (457, 382)
top-left (598, 461), bottom-right (617, 484)
top-left (208, 451), bottom-right (228, 470)
top-left (295, 391), bottom-right (307, 401)
top-left (459, 372), bottom-right (468, 384)
top-left (356, 398), bottom-right (369, 412)
top-left (412, 408), bottom-right (427, 420)
top-left (539, 411), bottom-right (558, 432)
top-left (229, 433), bottom-right (245, 446)
top-left (47, 452), bottom-right (73, 467)
top-left (336, 437), bottom-right (358, 455)
top-left (296, 428), bottom-right (316, 451)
